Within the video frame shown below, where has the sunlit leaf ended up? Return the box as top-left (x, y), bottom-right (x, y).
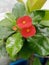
top-left (27, 0), bottom-right (46, 12)
top-left (6, 33), bottom-right (23, 59)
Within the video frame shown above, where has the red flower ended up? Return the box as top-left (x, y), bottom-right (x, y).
top-left (21, 25), bottom-right (36, 38)
top-left (16, 15), bottom-right (36, 38)
top-left (17, 16), bottom-right (32, 28)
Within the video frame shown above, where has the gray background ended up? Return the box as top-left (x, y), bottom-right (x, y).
top-left (0, 0), bottom-right (16, 13)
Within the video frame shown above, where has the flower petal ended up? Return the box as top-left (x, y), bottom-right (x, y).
top-left (17, 16), bottom-right (32, 28)
top-left (21, 25), bottom-right (36, 38)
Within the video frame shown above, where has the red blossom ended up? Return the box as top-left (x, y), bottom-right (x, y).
top-left (21, 25), bottom-right (36, 38)
top-left (17, 16), bottom-right (32, 28)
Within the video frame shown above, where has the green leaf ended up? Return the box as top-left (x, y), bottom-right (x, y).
top-left (40, 11), bottom-right (49, 26)
top-left (12, 3), bottom-right (26, 19)
top-left (6, 13), bottom-right (16, 25)
top-left (0, 40), bottom-right (8, 57)
top-left (37, 26), bottom-right (49, 37)
top-left (27, 34), bottom-right (49, 56)
top-left (0, 18), bottom-right (15, 39)
top-left (43, 11), bottom-right (49, 20)
top-left (27, 0), bottom-right (46, 12)
top-left (30, 10), bottom-right (45, 25)
top-left (6, 33), bottom-right (23, 59)
top-left (33, 57), bottom-right (41, 65)
top-left (40, 20), bottom-right (49, 26)
top-left (46, 60), bottom-right (49, 65)
top-left (17, 39), bottom-right (33, 59)
top-left (0, 39), bottom-right (4, 47)
top-left (17, 0), bottom-right (24, 3)
top-left (0, 46), bottom-right (8, 57)
top-left (33, 10), bottom-right (45, 17)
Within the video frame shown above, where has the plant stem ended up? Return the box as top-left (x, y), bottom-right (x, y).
top-left (27, 54), bottom-right (34, 65)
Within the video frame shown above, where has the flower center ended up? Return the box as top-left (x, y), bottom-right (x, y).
top-left (26, 29), bottom-right (30, 32)
top-left (22, 21), bottom-right (26, 24)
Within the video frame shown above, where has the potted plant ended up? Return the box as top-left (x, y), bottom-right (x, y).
top-left (1, 0), bottom-right (49, 65)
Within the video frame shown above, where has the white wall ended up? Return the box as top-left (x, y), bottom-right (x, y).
top-left (0, 0), bottom-right (49, 13)
top-left (42, 0), bottom-right (49, 9)
top-left (0, 0), bottom-right (49, 20)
